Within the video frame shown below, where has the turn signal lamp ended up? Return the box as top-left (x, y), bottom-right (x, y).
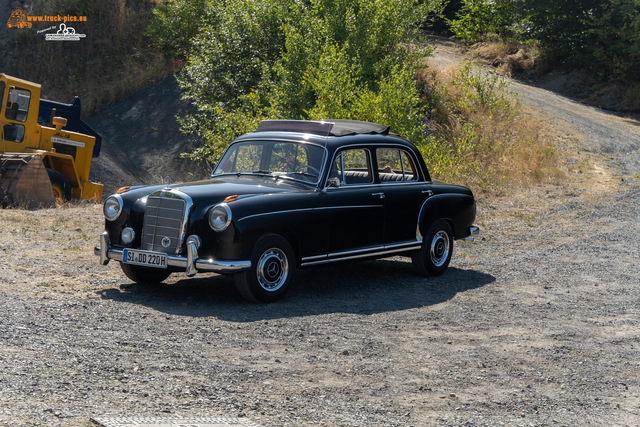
top-left (224, 195), bottom-right (238, 202)
top-left (117, 186), bottom-right (130, 193)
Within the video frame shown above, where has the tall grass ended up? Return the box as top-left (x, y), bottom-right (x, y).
top-left (6, 0), bottom-right (176, 116)
top-left (417, 60), bottom-right (561, 191)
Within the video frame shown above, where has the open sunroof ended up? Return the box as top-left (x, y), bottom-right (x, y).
top-left (254, 120), bottom-right (390, 137)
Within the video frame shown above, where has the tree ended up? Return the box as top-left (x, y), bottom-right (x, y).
top-left (170, 0), bottom-right (443, 162)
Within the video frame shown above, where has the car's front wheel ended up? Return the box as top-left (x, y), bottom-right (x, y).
top-left (412, 219), bottom-right (453, 276)
top-left (121, 263), bottom-right (171, 284)
top-left (234, 234), bottom-right (295, 303)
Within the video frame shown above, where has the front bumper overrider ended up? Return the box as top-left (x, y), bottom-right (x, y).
top-left (94, 232), bottom-right (251, 276)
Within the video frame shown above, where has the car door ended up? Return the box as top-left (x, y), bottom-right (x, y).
top-left (375, 147), bottom-right (430, 245)
top-left (325, 148), bottom-right (385, 255)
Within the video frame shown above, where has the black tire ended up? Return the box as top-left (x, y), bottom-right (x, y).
top-left (0, 187), bottom-right (8, 208)
top-left (412, 219), bottom-right (453, 277)
top-left (121, 263), bottom-right (171, 284)
top-left (234, 234), bottom-right (295, 303)
top-left (46, 168), bottom-right (72, 201)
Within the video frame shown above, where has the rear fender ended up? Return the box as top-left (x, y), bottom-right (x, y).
top-left (418, 194), bottom-right (476, 240)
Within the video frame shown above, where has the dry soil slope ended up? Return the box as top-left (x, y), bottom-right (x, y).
top-left (88, 76), bottom-right (210, 197)
top-left (429, 37), bottom-right (640, 177)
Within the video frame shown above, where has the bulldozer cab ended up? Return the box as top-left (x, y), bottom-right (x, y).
top-left (0, 75), bottom-right (40, 152)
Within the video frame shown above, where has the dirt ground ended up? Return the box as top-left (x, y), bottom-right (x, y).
top-left (0, 37), bottom-right (639, 427)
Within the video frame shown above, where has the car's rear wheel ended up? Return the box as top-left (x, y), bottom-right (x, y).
top-left (121, 263), bottom-right (171, 284)
top-left (412, 219), bottom-right (453, 276)
top-left (234, 234), bottom-right (295, 303)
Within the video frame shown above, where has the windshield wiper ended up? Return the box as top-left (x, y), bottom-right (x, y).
top-left (286, 171), bottom-right (317, 178)
top-left (251, 169), bottom-right (272, 174)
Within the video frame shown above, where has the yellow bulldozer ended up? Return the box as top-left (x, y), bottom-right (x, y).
top-left (0, 74), bottom-right (103, 209)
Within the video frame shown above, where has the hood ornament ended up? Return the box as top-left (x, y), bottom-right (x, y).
top-left (164, 175), bottom-right (172, 187)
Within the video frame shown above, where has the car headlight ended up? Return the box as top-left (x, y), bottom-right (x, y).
top-left (104, 195), bottom-right (123, 221)
top-left (121, 227), bottom-right (135, 245)
top-left (208, 203), bottom-right (232, 232)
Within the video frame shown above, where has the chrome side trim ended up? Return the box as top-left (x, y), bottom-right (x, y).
top-left (301, 245), bottom-right (420, 267)
top-left (94, 244), bottom-right (251, 274)
top-left (238, 205), bottom-right (383, 222)
top-left (329, 205), bottom-right (384, 209)
top-left (301, 241), bottom-right (421, 265)
top-left (325, 183), bottom-right (378, 190)
top-left (378, 181), bottom-right (426, 187)
top-left (385, 240), bottom-right (422, 249)
top-left (238, 207), bottom-right (319, 222)
top-left (301, 254), bottom-right (327, 262)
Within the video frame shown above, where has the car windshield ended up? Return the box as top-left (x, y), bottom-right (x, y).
top-left (212, 140), bottom-right (326, 184)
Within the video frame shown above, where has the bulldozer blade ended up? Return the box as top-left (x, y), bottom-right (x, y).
top-left (0, 154), bottom-right (55, 209)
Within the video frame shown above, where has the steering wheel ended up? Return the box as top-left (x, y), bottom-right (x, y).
top-left (294, 164), bottom-right (320, 176)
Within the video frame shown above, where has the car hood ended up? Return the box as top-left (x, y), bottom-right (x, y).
top-left (166, 175), bottom-right (305, 202)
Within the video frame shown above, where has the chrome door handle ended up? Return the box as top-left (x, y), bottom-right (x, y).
top-left (372, 192), bottom-right (385, 199)
top-left (422, 190), bottom-right (433, 196)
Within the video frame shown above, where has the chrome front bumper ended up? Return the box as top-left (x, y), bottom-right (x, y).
top-left (94, 232), bottom-right (251, 276)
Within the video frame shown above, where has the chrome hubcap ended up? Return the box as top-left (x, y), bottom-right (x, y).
top-left (256, 247), bottom-right (288, 292)
top-left (430, 230), bottom-right (450, 267)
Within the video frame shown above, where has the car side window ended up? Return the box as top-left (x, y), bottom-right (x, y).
top-left (330, 149), bottom-right (372, 185)
top-left (376, 148), bottom-right (417, 182)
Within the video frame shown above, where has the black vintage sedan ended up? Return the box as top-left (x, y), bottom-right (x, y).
top-left (95, 120), bottom-right (479, 302)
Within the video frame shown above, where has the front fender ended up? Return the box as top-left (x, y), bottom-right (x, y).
top-left (214, 191), bottom-right (328, 262)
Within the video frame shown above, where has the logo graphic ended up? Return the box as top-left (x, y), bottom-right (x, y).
top-left (161, 237), bottom-right (172, 248)
top-left (45, 23), bottom-right (85, 41)
top-left (6, 8), bottom-right (31, 28)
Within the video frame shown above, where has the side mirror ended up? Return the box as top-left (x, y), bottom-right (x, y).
top-left (328, 177), bottom-right (340, 188)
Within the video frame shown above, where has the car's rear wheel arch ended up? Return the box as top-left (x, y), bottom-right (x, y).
top-left (418, 195), bottom-right (460, 240)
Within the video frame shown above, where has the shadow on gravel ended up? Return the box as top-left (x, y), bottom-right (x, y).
top-left (97, 259), bottom-right (494, 321)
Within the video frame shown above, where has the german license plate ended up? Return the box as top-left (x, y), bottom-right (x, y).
top-left (123, 249), bottom-right (167, 269)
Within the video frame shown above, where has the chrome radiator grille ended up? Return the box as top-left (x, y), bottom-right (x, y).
top-left (142, 193), bottom-right (187, 254)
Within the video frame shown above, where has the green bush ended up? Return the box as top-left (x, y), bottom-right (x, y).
top-left (448, 0), bottom-right (519, 43)
top-left (447, 0), bottom-right (640, 82)
top-left (172, 0), bottom-right (443, 163)
top-left (146, 0), bottom-right (208, 57)
top-left (419, 61), bottom-right (556, 188)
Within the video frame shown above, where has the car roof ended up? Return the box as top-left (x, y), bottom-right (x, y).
top-left (235, 119), bottom-right (414, 150)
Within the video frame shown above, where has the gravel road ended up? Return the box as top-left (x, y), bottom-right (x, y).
top-left (1, 41), bottom-right (639, 427)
